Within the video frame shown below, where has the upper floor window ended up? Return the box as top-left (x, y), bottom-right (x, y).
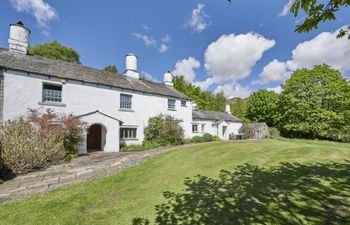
top-left (42, 83), bottom-right (62, 103)
top-left (168, 99), bottom-right (176, 110)
top-left (181, 100), bottom-right (187, 107)
top-left (120, 94), bottom-right (132, 109)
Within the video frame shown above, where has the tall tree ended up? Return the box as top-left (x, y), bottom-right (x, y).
top-left (290, 0), bottom-right (350, 39)
top-left (29, 41), bottom-right (80, 63)
top-left (229, 98), bottom-right (248, 121)
top-left (173, 76), bottom-right (226, 112)
top-left (278, 64), bottom-right (350, 141)
top-left (246, 90), bottom-right (279, 126)
top-left (103, 65), bottom-right (118, 73)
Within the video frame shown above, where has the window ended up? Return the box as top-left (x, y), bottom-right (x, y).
top-left (201, 124), bottom-right (205, 133)
top-left (181, 100), bottom-right (187, 107)
top-left (120, 94), bottom-right (132, 109)
top-left (168, 99), bottom-right (176, 110)
top-left (120, 128), bottom-right (137, 139)
top-left (192, 124), bottom-right (198, 133)
top-left (222, 126), bottom-right (227, 135)
top-left (42, 83), bottom-right (62, 103)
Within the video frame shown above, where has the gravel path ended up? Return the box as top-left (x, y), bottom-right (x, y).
top-left (0, 144), bottom-right (199, 204)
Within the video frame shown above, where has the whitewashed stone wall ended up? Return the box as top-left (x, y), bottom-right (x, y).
top-left (0, 69), bottom-right (3, 122)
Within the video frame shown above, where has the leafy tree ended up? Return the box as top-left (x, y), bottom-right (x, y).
top-left (173, 76), bottom-right (226, 112)
top-left (246, 90), bottom-right (279, 126)
top-left (278, 64), bottom-right (350, 141)
top-left (103, 65), bottom-right (118, 73)
top-left (229, 98), bottom-right (248, 121)
top-left (29, 41), bottom-right (80, 63)
top-left (290, 0), bottom-right (350, 39)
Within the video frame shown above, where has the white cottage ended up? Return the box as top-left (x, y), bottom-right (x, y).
top-left (0, 22), bottom-right (242, 154)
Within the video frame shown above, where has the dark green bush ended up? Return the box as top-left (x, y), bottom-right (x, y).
top-left (269, 127), bottom-right (280, 139)
top-left (202, 133), bottom-right (213, 142)
top-left (191, 136), bottom-right (204, 143)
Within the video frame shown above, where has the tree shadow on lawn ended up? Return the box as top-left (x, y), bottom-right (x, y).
top-left (133, 161), bottom-right (350, 225)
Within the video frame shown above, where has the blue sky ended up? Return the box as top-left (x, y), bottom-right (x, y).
top-left (1, 0), bottom-right (349, 98)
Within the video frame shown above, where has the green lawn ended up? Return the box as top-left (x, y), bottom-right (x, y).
top-left (0, 139), bottom-right (349, 225)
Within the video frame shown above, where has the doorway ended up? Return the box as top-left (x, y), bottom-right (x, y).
top-left (87, 124), bottom-right (103, 152)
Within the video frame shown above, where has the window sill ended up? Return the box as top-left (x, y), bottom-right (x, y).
top-left (38, 102), bottom-right (66, 107)
top-left (119, 109), bottom-right (135, 112)
top-left (121, 138), bottom-right (139, 141)
top-left (168, 108), bottom-right (177, 111)
top-left (192, 131), bottom-right (199, 134)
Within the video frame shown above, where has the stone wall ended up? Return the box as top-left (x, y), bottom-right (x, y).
top-left (0, 69), bottom-right (3, 122)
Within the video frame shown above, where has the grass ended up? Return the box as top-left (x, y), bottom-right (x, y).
top-left (0, 139), bottom-right (349, 225)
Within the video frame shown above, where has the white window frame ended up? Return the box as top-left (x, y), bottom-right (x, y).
top-left (42, 83), bottom-right (62, 103)
top-left (120, 94), bottom-right (132, 109)
top-left (168, 99), bottom-right (176, 110)
top-left (120, 127), bottom-right (137, 139)
top-left (192, 124), bottom-right (199, 133)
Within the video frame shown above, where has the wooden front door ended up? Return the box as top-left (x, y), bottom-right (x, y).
top-left (87, 124), bottom-right (102, 152)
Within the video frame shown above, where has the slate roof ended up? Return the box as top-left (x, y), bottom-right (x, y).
top-left (248, 122), bottom-right (268, 130)
top-left (0, 49), bottom-right (190, 100)
top-left (192, 110), bottom-right (242, 122)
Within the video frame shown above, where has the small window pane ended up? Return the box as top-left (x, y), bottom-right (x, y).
top-left (192, 124), bottom-right (198, 133)
top-left (43, 84), bottom-right (62, 103)
top-left (120, 94), bottom-right (132, 109)
top-left (120, 128), bottom-right (137, 139)
top-left (168, 99), bottom-right (175, 110)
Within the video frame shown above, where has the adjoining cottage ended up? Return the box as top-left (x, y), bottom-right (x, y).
top-left (0, 21), bottom-right (243, 153)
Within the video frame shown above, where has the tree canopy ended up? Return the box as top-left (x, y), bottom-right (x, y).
top-left (103, 65), bottom-right (118, 73)
top-left (173, 76), bottom-right (227, 112)
top-left (290, 0), bottom-right (350, 39)
top-left (29, 41), bottom-right (80, 63)
top-left (229, 98), bottom-right (248, 121)
top-left (246, 90), bottom-right (279, 127)
top-left (278, 64), bottom-right (350, 141)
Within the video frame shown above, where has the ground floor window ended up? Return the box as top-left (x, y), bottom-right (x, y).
top-left (201, 124), bottom-right (205, 133)
top-left (192, 124), bottom-right (199, 133)
top-left (120, 128), bottom-right (137, 139)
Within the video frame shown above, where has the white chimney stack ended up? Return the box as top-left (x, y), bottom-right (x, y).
top-left (225, 103), bottom-right (231, 114)
top-left (8, 21), bottom-right (30, 54)
top-left (164, 71), bottom-right (173, 86)
top-left (124, 53), bottom-right (139, 79)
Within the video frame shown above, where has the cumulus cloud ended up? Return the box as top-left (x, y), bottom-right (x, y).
top-left (186, 4), bottom-right (209, 33)
top-left (258, 26), bottom-right (350, 84)
top-left (10, 0), bottom-right (57, 27)
top-left (267, 86), bottom-right (283, 94)
top-left (141, 71), bottom-right (159, 83)
top-left (214, 81), bottom-right (252, 99)
top-left (193, 78), bottom-right (215, 91)
top-left (204, 33), bottom-right (275, 83)
top-left (172, 57), bottom-right (201, 82)
top-left (159, 34), bottom-right (171, 53)
top-left (278, 0), bottom-right (293, 17)
top-left (159, 44), bottom-right (169, 53)
top-left (132, 33), bottom-right (157, 47)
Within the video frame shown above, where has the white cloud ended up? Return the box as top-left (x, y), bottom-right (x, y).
top-left (162, 34), bottom-right (171, 43)
top-left (214, 81), bottom-right (252, 99)
top-left (159, 34), bottom-right (171, 53)
top-left (186, 4), bottom-right (209, 33)
top-left (159, 44), bottom-right (169, 53)
top-left (278, 0), bottom-right (294, 17)
top-left (172, 57), bottom-right (200, 82)
top-left (193, 78), bottom-right (215, 91)
top-left (259, 26), bottom-right (350, 84)
top-left (10, 0), bottom-right (58, 27)
top-left (142, 25), bottom-right (150, 30)
top-left (132, 33), bottom-right (157, 47)
top-left (254, 59), bottom-right (290, 84)
top-left (204, 33), bottom-right (275, 83)
top-left (141, 71), bottom-right (159, 83)
top-left (267, 86), bottom-right (283, 94)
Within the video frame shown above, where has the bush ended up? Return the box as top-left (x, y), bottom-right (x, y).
top-left (144, 115), bottom-right (184, 146)
top-left (191, 136), bottom-right (204, 143)
top-left (239, 124), bottom-right (254, 139)
top-left (213, 136), bottom-right (221, 141)
top-left (269, 127), bottom-right (280, 139)
top-left (202, 133), bottom-right (213, 142)
top-left (0, 109), bottom-right (85, 175)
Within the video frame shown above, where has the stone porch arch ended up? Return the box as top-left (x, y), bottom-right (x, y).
top-left (77, 110), bottom-right (123, 154)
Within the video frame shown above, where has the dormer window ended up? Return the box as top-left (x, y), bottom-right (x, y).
top-left (42, 83), bottom-right (62, 103)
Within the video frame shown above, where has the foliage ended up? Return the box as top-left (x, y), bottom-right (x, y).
top-left (29, 41), bottom-right (80, 63)
top-left (246, 90), bottom-right (279, 126)
top-left (173, 76), bottom-right (226, 112)
top-left (0, 109), bottom-right (85, 175)
top-left (103, 65), bottom-right (118, 73)
top-left (120, 141), bottom-right (162, 152)
top-left (239, 124), bottom-right (254, 139)
top-left (191, 133), bottom-right (217, 143)
top-left (212, 135), bottom-right (221, 141)
top-left (144, 115), bottom-right (184, 146)
top-left (202, 133), bottom-right (214, 142)
top-left (290, 0), bottom-right (350, 39)
top-left (269, 127), bottom-right (280, 139)
top-left (229, 98), bottom-right (248, 121)
top-left (278, 64), bottom-right (350, 142)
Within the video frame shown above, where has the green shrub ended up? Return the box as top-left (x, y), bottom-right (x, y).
top-left (191, 136), bottom-right (204, 143)
top-left (269, 127), bottom-right (280, 139)
top-left (213, 136), bottom-right (221, 141)
top-left (202, 133), bottom-right (213, 142)
top-left (144, 115), bottom-right (184, 146)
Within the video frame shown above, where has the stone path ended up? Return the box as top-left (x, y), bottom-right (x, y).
top-left (0, 144), bottom-right (199, 204)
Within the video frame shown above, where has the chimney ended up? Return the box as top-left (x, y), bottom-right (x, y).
top-left (225, 103), bottom-right (231, 114)
top-left (124, 53), bottom-right (139, 79)
top-left (164, 71), bottom-right (173, 86)
top-left (8, 21), bottom-right (30, 54)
